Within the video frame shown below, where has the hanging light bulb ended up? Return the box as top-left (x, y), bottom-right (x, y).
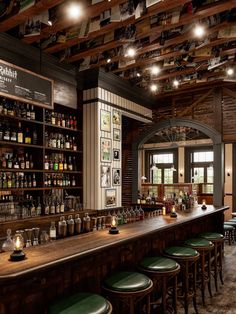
top-left (126, 47), bottom-right (136, 58)
top-left (67, 3), bottom-right (83, 20)
top-left (151, 65), bottom-right (160, 75)
top-left (150, 84), bottom-right (158, 92)
top-left (226, 68), bottom-right (234, 76)
top-left (193, 24), bottom-right (205, 38)
top-left (150, 164), bottom-right (158, 170)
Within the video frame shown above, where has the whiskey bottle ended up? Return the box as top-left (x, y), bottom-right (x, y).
top-left (25, 128), bottom-right (31, 144)
top-left (17, 122), bottom-right (23, 143)
top-left (65, 135), bottom-right (70, 149)
top-left (59, 158), bottom-right (63, 171)
top-left (32, 129), bottom-right (37, 145)
top-left (49, 221), bottom-right (57, 240)
top-left (30, 105), bottom-right (35, 120)
top-left (25, 153), bottom-right (30, 169)
top-left (63, 157), bottom-right (68, 170)
top-left (36, 197), bottom-right (41, 216)
top-left (30, 154), bottom-right (34, 169)
top-left (32, 173), bottom-right (36, 187)
top-left (51, 111), bottom-right (56, 125)
top-left (20, 155), bottom-right (25, 169)
top-left (68, 156), bottom-right (73, 171)
top-left (73, 156), bottom-right (77, 171)
top-left (44, 155), bottom-right (49, 170)
top-left (26, 104), bottom-right (31, 119)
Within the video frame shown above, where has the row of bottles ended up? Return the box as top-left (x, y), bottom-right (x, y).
top-left (0, 172), bottom-right (37, 189)
top-left (44, 174), bottom-right (76, 187)
top-left (0, 97), bottom-right (36, 120)
top-left (137, 190), bottom-right (158, 205)
top-left (0, 121), bottom-right (38, 145)
top-left (45, 109), bottom-right (77, 130)
top-left (1, 152), bottom-right (34, 170)
top-left (44, 155), bottom-right (77, 171)
top-left (45, 132), bottom-right (77, 150)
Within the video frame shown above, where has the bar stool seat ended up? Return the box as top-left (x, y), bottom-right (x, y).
top-left (102, 271), bottom-right (153, 314)
top-left (199, 232), bottom-right (224, 292)
top-left (139, 256), bottom-right (180, 313)
top-left (224, 224), bottom-right (235, 245)
top-left (48, 292), bottom-right (112, 314)
top-left (163, 246), bottom-right (200, 314)
top-left (184, 238), bottom-right (214, 305)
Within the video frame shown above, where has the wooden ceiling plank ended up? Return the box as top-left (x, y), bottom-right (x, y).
top-left (223, 87), bottom-right (236, 99)
top-left (0, 0), bottom-right (65, 32)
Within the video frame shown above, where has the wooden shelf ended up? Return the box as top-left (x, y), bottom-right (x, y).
top-left (0, 141), bottom-right (43, 149)
top-left (0, 186), bottom-right (82, 191)
top-left (0, 113), bottom-right (43, 125)
top-left (0, 169), bottom-right (43, 172)
top-left (45, 147), bottom-right (82, 153)
top-left (45, 122), bottom-right (81, 133)
top-left (44, 170), bottom-right (82, 174)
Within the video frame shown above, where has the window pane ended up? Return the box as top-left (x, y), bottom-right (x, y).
top-left (164, 169), bottom-right (173, 184)
top-left (153, 153), bottom-right (173, 164)
top-left (152, 169), bottom-right (162, 184)
top-left (193, 167), bottom-right (204, 183)
top-left (207, 167), bottom-right (214, 183)
top-left (193, 151), bottom-right (213, 162)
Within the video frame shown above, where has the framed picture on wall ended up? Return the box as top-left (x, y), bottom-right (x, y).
top-left (100, 109), bottom-right (111, 132)
top-left (112, 168), bottom-right (121, 186)
top-left (101, 137), bottom-right (112, 162)
top-left (113, 128), bottom-right (121, 141)
top-left (113, 149), bottom-right (120, 161)
top-left (112, 109), bottom-right (121, 125)
top-left (101, 164), bottom-right (111, 188)
top-left (105, 189), bottom-right (116, 207)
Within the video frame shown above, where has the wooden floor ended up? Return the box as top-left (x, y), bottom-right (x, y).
top-left (183, 242), bottom-right (236, 314)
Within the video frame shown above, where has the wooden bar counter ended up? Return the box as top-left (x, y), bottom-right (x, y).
top-left (0, 205), bottom-right (228, 314)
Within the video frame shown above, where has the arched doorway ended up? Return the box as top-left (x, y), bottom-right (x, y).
top-left (132, 118), bottom-right (224, 206)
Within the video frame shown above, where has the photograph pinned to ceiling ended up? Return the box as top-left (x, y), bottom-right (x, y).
top-left (113, 128), bottom-right (121, 141)
top-left (100, 109), bottom-right (111, 132)
top-left (101, 164), bottom-right (111, 188)
top-left (113, 149), bottom-right (120, 161)
top-left (101, 137), bottom-right (112, 162)
top-left (112, 168), bottom-right (121, 186)
top-left (19, 10), bottom-right (49, 37)
top-left (105, 189), bottom-right (116, 207)
top-left (112, 109), bottom-right (121, 125)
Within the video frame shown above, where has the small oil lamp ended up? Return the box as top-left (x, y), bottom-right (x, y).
top-left (109, 215), bottom-right (119, 234)
top-left (170, 205), bottom-right (177, 218)
top-left (201, 199), bottom-right (207, 210)
top-left (10, 233), bottom-right (25, 261)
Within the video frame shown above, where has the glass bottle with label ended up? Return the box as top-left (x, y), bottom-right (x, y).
top-left (49, 221), bottom-right (56, 240)
top-left (44, 155), bottom-right (49, 170)
top-left (17, 122), bottom-right (23, 143)
top-left (25, 128), bottom-right (31, 144)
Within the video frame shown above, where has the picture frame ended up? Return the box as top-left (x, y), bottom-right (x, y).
top-left (101, 164), bottom-right (111, 188)
top-left (100, 109), bottom-right (111, 132)
top-left (105, 189), bottom-right (116, 207)
top-left (113, 128), bottom-right (121, 141)
top-left (100, 137), bottom-right (112, 162)
top-left (112, 109), bottom-right (121, 125)
top-left (112, 168), bottom-right (121, 186)
top-left (113, 149), bottom-right (120, 161)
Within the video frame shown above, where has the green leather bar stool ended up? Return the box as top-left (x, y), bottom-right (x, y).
top-left (184, 238), bottom-right (214, 306)
top-left (199, 232), bottom-right (224, 292)
top-left (138, 256), bottom-right (180, 314)
top-left (102, 271), bottom-right (153, 314)
top-left (163, 246), bottom-right (200, 314)
top-left (223, 224), bottom-right (235, 245)
top-left (224, 221), bottom-right (236, 242)
top-left (48, 292), bottom-right (112, 314)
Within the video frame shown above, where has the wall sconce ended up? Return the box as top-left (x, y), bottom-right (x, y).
top-left (109, 215), bottom-right (119, 234)
top-left (10, 233), bottom-right (25, 261)
top-left (141, 175), bottom-right (147, 183)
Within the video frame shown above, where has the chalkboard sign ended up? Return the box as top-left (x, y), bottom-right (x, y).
top-left (0, 59), bottom-right (53, 109)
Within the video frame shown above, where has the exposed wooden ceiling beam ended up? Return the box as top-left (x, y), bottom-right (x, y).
top-left (0, 0), bottom-right (65, 32)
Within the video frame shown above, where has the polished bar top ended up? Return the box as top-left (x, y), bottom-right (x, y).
top-left (0, 205), bottom-right (228, 282)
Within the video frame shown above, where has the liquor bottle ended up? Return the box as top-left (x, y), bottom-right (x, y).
top-left (54, 157), bottom-right (58, 171)
top-left (73, 156), bottom-right (77, 171)
top-left (73, 116), bottom-right (77, 130)
top-left (15, 174), bottom-right (19, 188)
top-left (57, 134), bottom-right (61, 148)
top-left (50, 198), bottom-right (55, 214)
top-left (28, 175), bottom-right (32, 188)
top-left (63, 157), bottom-right (68, 171)
top-left (32, 173), bottom-right (36, 187)
top-left (51, 133), bottom-right (57, 148)
top-left (13, 157), bottom-right (20, 169)
top-left (17, 122), bottom-right (23, 143)
top-left (3, 173), bottom-right (7, 188)
top-left (30, 154), bottom-right (34, 169)
top-left (25, 153), bottom-right (30, 169)
top-left (61, 114), bottom-right (65, 127)
top-left (26, 104), bottom-right (31, 119)
top-left (65, 135), bottom-right (70, 149)
top-left (60, 199), bottom-right (65, 213)
top-left (72, 175), bottom-right (76, 186)
top-left (30, 105), bottom-right (35, 120)
top-left (72, 137), bottom-right (77, 151)
top-left (10, 128), bottom-right (17, 142)
top-left (36, 197), bottom-right (41, 216)
top-left (68, 156), bottom-right (73, 171)
top-left (55, 198), bottom-right (60, 214)
top-left (59, 158), bottom-right (63, 171)
top-left (32, 129), bottom-right (37, 145)
top-left (30, 197), bottom-right (36, 216)
top-left (70, 115), bottom-right (73, 129)
top-left (7, 174), bottom-right (12, 188)
top-left (51, 111), bottom-right (56, 125)
top-left (1, 154), bottom-right (7, 168)
top-left (25, 128), bottom-right (31, 144)
top-left (44, 155), bottom-right (49, 170)
top-left (23, 175), bottom-right (28, 188)
top-left (7, 155), bottom-right (13, 169)
top-left (20, 155), bottom-right (25, 169)
top-left (11, 173), bottom-right (15, 188)
top-left (49, 221), bottom-right (57, 240)
top-left (3, 125), bottom-right (10, 141)
top-left (44, 199), bottom-right (49, 215)
top-left (60, 135), bottom-right (64, 149)
top-left (49, 157), bottom-right (53, 170)
top-left (0, 122), bottom-right (3, 141)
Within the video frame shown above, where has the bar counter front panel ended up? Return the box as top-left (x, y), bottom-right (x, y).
top-left (0, 205), bottom-right (227, 313)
